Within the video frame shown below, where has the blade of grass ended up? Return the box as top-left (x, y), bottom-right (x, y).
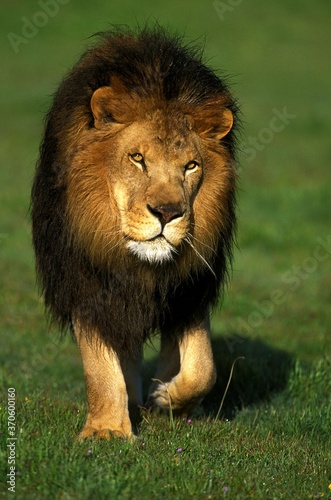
top-left (214, 356), bottom-right (245, 422)
top-left (151, 378), bottom-right (175, 431)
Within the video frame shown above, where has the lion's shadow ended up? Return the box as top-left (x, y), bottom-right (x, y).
top-left (142, 333), bottom-right (294, 419)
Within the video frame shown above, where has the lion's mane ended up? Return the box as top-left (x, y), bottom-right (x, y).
top-left (31, 27), bottom-right (239, 355)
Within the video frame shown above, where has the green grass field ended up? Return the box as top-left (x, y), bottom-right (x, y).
top-left (1, 0), bottom-right (330, 498)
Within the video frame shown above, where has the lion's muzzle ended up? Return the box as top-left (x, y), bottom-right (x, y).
top-left (125, 202), bottom-right (189, 263)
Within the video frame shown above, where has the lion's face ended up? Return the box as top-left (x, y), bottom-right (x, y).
top-left (108, 112), bottom-right (204, 263)
top-left (67, 84), bottom-right (234, 269)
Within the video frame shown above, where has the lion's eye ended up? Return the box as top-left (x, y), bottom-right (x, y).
top-left (130, 153), bottom-right (144, 163)
top-left (129, 152), bottom-right (145, 171)
top-left (185, 161), bottom-right (199, 172)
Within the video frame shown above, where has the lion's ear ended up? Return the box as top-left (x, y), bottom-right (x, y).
top-left (91, 80), bottom-right (136, 128)
top-left (215, 108), bottom-right (233, 139)
top-left (192, 101), bottom-right (234, 141)
top-left (91, 87), bottom-right (115, 128)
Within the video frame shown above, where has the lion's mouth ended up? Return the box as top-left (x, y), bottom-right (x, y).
top-left (126, 235), bottom-right (176, 263)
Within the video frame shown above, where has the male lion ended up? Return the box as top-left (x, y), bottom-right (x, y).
top-left (31, 27), bottom-right (238, 439)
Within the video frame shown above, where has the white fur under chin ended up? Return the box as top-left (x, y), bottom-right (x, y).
top-left (126, 238), bottom-right (175, 263)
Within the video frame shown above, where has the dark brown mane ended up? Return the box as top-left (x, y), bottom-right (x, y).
top-left (31, 26), bottom-right (239, 355)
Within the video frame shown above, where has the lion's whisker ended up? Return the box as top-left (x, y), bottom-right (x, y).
top-left (187, 232), bottom-right (217, 256)
top-left (184, 236), bottom-right (216, 279)
top-left (103, 235), bottom-right (125, 256)
top-left (91, 228), bottom-right (122, 236)
top-left (190, 221), bottom-right (214, 237)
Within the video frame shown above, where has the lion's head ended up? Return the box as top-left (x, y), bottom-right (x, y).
top-left (66, 77), bottom-right (235, 272)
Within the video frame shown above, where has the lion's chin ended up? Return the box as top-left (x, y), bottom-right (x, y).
top-left (126, 237), bottom-right (176, 264)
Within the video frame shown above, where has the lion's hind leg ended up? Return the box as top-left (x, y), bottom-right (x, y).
top-left (121, 352), bottom-right (143, 429)
top-left (148, 315), bottom-right (216, 415)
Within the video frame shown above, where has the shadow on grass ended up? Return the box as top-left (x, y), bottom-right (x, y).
top-left (143, 334), bottom-right (294, 420)
top-left (206, 334), bottom-right (294, 419)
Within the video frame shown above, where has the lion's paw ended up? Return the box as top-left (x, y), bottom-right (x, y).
top-left (78, 426), bottom-right (136, 440)
top-left (149, 382), bottom-right (172, 411)
top-left (148, 380), bottom-right (200, 416)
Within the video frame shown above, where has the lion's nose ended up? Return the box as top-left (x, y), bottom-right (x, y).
top-left (147, 204), bottom-right (185, 227)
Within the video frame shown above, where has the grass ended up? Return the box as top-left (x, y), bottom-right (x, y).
top-left (1, 358), bottom-right (330, 498)
top-left (1, 0), bottom-right (331, 498)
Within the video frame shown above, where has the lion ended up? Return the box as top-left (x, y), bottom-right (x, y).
top-left (31, 26), bottom-right (239, 439)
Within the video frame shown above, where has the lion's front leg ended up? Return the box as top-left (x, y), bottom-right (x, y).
top-left (74, 325), bottom-right (134, 439)
top-left (148, 314), bottom-right (216, 415)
